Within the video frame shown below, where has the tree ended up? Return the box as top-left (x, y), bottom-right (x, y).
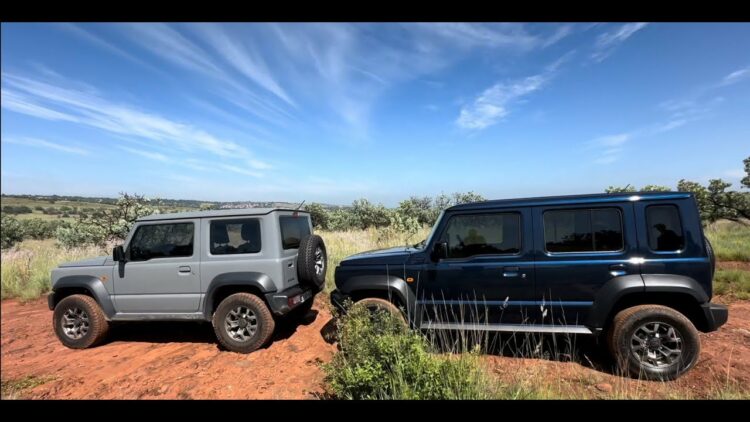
top-left (605, 184), bottom-right (670, 193)
top-left (351, 199), bottom-right (391, 229)
top-left (743, 156), bottom-right (750, 189)
top-left (397, 196), bottom-right (434, 226)
top-left (304, 203), bottom-right (331, 230)
top-left (56, 193), bottom-right (160, 247)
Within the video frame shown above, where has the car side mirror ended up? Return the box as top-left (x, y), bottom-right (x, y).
top-left (113, 245), bottom-right (126, 262)
top-left (431, 241), bottom-right (448, 261)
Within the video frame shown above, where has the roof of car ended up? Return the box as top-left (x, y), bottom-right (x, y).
top-left (137, 208), bottom-right (310, 222)
top-left (448, 191), bottom-right (693, 211)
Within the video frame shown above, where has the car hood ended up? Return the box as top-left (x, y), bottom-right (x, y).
top-left (58, 256), bottom-right (112, 268)
top-left (339, 246), bottom-right (417, 266)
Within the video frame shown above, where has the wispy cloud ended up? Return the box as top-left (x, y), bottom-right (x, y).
top-left (3, 137), bottom-right (90, 155)
top-left (720, 65), bottom-right (750, 86)
top-left (1, 72), bottom-right (273, 178)
top-left (591, 23), bottom-right (648, 62)
top-left (117, 145), bottom-right (169, 162)
top-left (589, 133), bottom-right (631, 164)
top-left (456, 54), bottom-right (572, 130)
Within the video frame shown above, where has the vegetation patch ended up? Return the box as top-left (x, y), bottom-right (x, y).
top-left (1, 375), bottom-right (56, 399)
top-left (713, 269), bottom-right (750, 300)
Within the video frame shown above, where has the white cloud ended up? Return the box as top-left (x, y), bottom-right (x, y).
top-left (591, 23), bottom-right (648, 62)
top-left (592, 133), bottom-right (630, 147)
top-left (3, 137), bottom-right (89, 155)
top-left (117, 145), bottom-right (169, 162)
top-left (456, 67), bottom-right (557, 130)
top-left (721, 66), bottom-right (750, 86)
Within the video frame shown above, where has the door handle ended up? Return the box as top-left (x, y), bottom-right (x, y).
top-left (502, 266), bottom-right (520, 278)
top-left (178, 266), bottom-right (192, 273)
top-left (609, 263), bottom-right (627, 276)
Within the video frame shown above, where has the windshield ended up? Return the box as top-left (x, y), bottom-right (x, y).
top-left (413, 210), bottom-right (444, 250)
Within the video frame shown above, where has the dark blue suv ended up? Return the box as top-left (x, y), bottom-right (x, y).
top-left (331, 192), bottom-right (728, 380)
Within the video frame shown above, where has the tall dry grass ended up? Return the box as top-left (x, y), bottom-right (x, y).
top-left (1, 239), bottom-right (107, 300)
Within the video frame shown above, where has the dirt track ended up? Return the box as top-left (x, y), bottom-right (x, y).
top-left (2, 297), bottom-right (749, 399)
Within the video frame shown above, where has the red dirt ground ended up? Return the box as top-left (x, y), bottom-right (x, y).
top-left (2, 296), bottom-right (748, 399)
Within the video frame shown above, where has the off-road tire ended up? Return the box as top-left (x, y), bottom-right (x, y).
top-left (352, 298), bottom-right (408, 327)
top-left (52, 294), bottom-right (109, 349)
top-left (212, 293), bottom-right (275, 354)
top-left (297, 234), bottom-right (327, 291)
top-left (608, 304), bottom-right (700, 381)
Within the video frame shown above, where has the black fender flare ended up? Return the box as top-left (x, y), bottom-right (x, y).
top-left (51, 276), bottom-right (116, 318)
top-left (586, 274), bottom-right (645, 329)
top-left (338, 274), bottom-right (416, 312)
top-left (202, 272), bottom-right (276, 318)
top-left (587, 274), bottom-right (709, 329)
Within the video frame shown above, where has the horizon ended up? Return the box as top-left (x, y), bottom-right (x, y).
top-left (2, 23), bottom-right (749, 207)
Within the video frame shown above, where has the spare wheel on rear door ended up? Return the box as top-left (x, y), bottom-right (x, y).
top-left (297, 234), bottom-right (327, 291)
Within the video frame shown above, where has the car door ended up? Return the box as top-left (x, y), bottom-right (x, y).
top-left (113, 219), bottom-right (202, 314)
top-left (532, 203), bottom-right (638, 327)
top-left (419, 208), bottom-right (536, 326)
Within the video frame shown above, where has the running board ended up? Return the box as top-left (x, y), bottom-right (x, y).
top-left (420, 322), bottom-right (593, 335)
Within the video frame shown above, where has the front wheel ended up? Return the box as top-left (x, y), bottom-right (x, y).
top-left (608, 305), bottom-right (701, 380)
top-left (212, 293), bottom-right (275, 354)
top-left (52, 294), bottom-right (109, 349)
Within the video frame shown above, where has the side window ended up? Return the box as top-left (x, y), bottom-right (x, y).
top-left (210, 218), bottom-right (261, 255)
top-left (440, 213), bottom-right (521, 259)
top-left (129, 223), bottom-right (194, 261)
top-left (544, 208), bottom-right (623, 253)
top-left (280, 215), bottom-right (311, 250)
top-left (646, 205), bottom-right (684, 251)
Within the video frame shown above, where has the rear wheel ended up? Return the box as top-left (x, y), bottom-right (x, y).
top-left (608, 305), bottom-right (700, 380)
top-left (52, 294), bottom-right (109, 349)
top-left (212, 293), bottom-right (275, 353)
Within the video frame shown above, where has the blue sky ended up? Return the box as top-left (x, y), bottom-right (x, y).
top-left (1, 23), bottom-right (749, 206)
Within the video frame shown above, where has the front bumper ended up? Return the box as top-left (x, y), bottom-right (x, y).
top-left (47, 292), bottom-right (56, 310)
top-left (329, 289), bottom-right (350, 314)
top-left (701, 302), bottom-right (728, 332)
top-left (265, 285), bottom-right (315, 315)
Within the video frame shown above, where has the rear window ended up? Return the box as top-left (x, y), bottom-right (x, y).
top-left (646, 205), bottom-right (685, 251)
top-left (210, 218), bottom-right (261, 255)
top-left (544, 208), bottom-right (623, 253)
top-left (280, 215), bottom-right (311, 249)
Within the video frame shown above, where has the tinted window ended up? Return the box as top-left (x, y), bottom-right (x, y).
top-left (280, 215), bottom-right (311, 249)
top-left (646, 205), bottom-right (684, 251)
top-left (129, 223), bottom-right (194, 261)
top-left (210, 219), bottom-right (261, 255)
top-left (544, 208), bottom-right (623, 253)
top-left (440, 213), bottom-right (521, 259)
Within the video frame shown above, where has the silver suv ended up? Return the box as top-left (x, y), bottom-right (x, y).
top-left (47, 208), bottom-right (327, 353)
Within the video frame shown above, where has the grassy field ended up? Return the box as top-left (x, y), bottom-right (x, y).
top-left (705, 220), bottom-right (750, 262)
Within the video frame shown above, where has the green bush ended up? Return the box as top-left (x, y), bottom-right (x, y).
top-left (323, 303), bottom-right (494, 399)
top-left (1, 214), bottom-right (24, 249)
top-left (19, 218), bottom-right (69, 240)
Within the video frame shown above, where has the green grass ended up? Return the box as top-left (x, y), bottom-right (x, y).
top-left (705, 220), bottom-right (750, 262)
top-left (318, 226), bottom-right (431, 293)
top-left (714, 269), bottom-right (750, 300)
top-left (1, 239), bottom-right (107, 300)
top-left (1, 375), bottom-right (56, 399)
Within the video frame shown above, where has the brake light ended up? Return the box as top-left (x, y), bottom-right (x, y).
top-left (288, 294), bottom-right (305, 307)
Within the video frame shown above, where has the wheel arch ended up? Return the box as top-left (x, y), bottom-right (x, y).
top-left (203, 272), bottom-right (276, 318)
top-left (51, 276), bottom-right (115, 318)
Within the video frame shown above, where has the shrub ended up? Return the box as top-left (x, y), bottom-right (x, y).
top-left (305, 202), bottom-right (330, 230)
top-left (323, 303), bottom-right (494, 399)
top-left (1, 214), bottom-right (24, 249)
top-left (19, 218), bottom-right (69, 240)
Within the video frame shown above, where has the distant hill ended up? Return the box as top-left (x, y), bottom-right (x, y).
top-left (0, 194), bottom-right (344, 210)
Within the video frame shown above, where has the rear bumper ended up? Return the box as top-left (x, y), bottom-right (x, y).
top-left (701, 302), bottom-right (728, 332)
top-left (265, 285), bottom-right (315, 315)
